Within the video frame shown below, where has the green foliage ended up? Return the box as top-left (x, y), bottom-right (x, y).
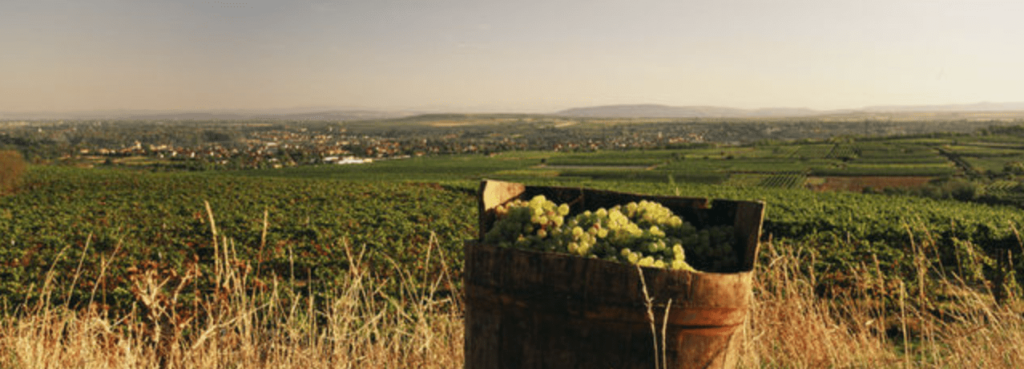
top-left (0, 167), bottom-right (476, 312)
top-left (558, 168), bottom-right (729, 184)
top-left (544, 150), bottom-right (672, 166)
top-left (759, 174), bottom-right (805, 189)
top-left (790, 144), bottom-right (835, 159)
top-left (1004, 161), bottom-right (1024, 175)
top-left (886, 177), bottom-right (986, 202)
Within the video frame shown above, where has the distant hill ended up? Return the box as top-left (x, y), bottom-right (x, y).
top-left (278, 110), bottom-right (416, 121)
top-left (6, 102), bottom-right (1024, 121)
top-left (555, 104), bottom-right (821, 118)
top-left (555, 102), bottom-right (1024, 119)
top-left (862, 102), bottom-right (1024, 113)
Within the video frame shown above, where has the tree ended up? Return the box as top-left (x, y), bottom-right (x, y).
top-left (1004, 161), bottom-right (1024, 175)
top-left (0, 150), bottom-right (27, 194)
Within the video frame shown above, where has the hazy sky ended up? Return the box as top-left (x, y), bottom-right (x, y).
top-left (2, 0), bottom-right (1023, 113)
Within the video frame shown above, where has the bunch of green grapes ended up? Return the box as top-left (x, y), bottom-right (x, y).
top-left (602, 201), bottom-right (693, 270)
top-left (486, 195), bottom-right (740, 272)
top-left (484, 195), bottom-right (570, 252)
top-left (683, 225), bottom-right (740, 272)
top-left (611, 200), bottom-right (740, 271)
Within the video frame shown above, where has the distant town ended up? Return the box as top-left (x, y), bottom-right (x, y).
top-left (3, 110), bottom-right (1024, 170)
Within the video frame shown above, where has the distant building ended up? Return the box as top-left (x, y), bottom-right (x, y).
top-left (337, 156), bottom-right (371, 165)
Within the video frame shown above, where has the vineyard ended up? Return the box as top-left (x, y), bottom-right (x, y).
top-left (513, 136), bottom-right (989, 194)
top-left (757, 173), bottom-right (805, 189)
top-left (3, 162), bottom-right (1024, 312)
top-left (789, 144), bottom-right (835, 159)
top-left (0, 167), bottom-right (476, 312)
top-left (5, 127), bottom-right (1024, 367)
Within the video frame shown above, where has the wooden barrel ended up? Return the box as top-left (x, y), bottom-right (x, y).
top-left (464, 180), bottom-right (764, 369)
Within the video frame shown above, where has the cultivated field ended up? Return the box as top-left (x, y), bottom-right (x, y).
top-left (4, 125), bottom-right (1024, 367)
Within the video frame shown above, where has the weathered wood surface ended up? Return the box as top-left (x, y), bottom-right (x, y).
top-left (465, 180), bottom-right (764, 369)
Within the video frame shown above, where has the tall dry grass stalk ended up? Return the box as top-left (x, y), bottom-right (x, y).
top-left (738, 239), bottom-right (1024, 368)
top-left (2, 217), bottom-right (1023, 367)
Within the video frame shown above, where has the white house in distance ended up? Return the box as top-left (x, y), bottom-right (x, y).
top-left (323, 156), bottom-right (373, 165)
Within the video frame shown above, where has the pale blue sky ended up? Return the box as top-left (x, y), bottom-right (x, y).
top-left (2, 0), bottom-right (1023, 113)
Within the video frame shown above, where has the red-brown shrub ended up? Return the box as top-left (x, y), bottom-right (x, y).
top-left (0, 150), bottom-right (26, 193)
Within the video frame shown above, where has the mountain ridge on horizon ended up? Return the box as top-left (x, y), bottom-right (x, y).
top-left (555, 104), bottom-right (822, 118)
top-left (5, 102), bottom-right (1024, 121)
top-left (555, 102), bottom-right (1024, 118)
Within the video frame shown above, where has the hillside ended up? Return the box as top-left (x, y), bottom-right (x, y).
top-left (556, 104), bottom-right (820, 118)
top-left (555, 102), bottom-right (1024, 120)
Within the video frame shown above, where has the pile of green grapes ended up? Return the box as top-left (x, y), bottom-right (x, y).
top-left (484, 195), bottom-right (739, 272)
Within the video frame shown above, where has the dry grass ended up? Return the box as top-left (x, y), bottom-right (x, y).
top-left (0, 228), bottom-right (463, 369)
top-left (738, 240), bottom-right (1024, 368)
top-left (2, 233), bottom-right (1023, 368)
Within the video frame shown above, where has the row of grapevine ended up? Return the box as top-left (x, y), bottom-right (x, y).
top-left (856, 142), bottom-right (938, 158)
top-left (985, 180), bottom-right (1019, 196)
top-left (722, 173), bottom-right (767, 187)
top-left (789, 144), bottom-right (834, 159)
top-left (962, 156), bottom-right (1024, 173)
top-left (826, 144), bottom-right (857, 159)
top-left (758, 174), bottom-right (805, 189)
top-left (852, 156), bottom-right (951, 164)
top-left (545, 150), bottom-right (671, 166)
top-left (942, 144), bottom-right (1024, 157)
